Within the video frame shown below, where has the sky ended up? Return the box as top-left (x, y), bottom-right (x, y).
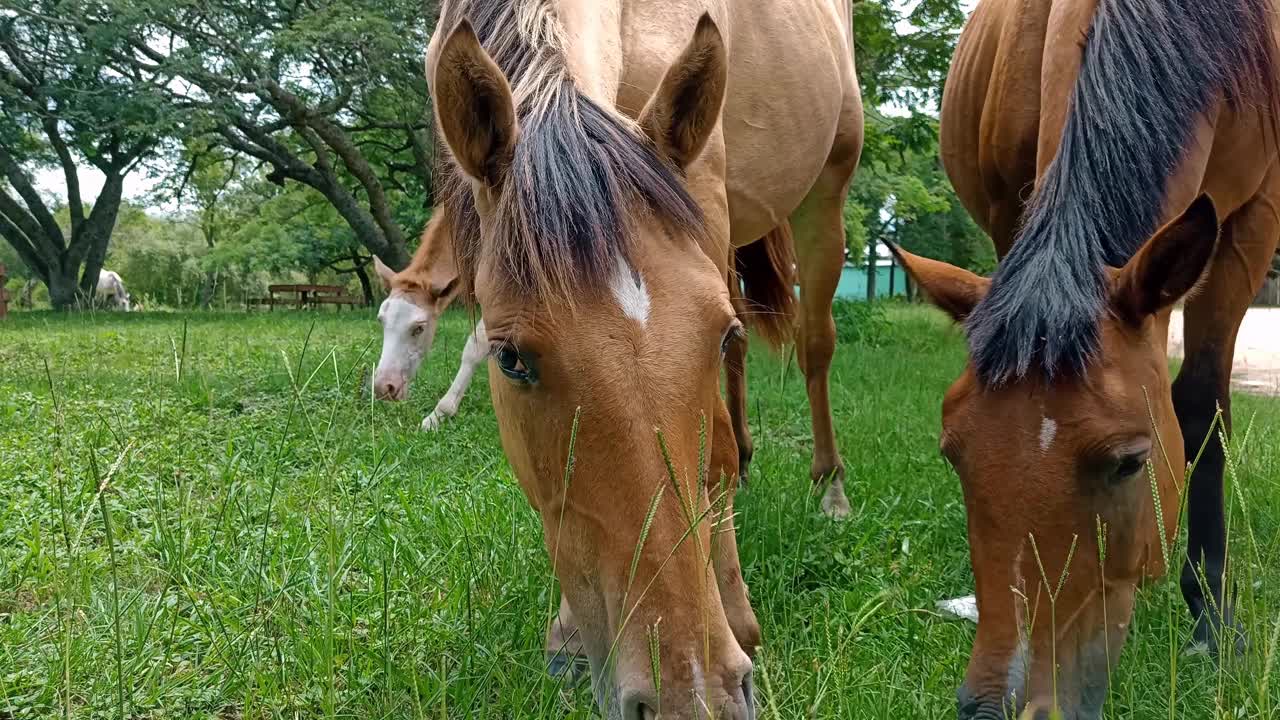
top-left (34, 165), bottom-right (162, 211)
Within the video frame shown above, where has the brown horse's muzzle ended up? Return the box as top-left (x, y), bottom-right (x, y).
top-left (958, 587), bottom-right (1132, 720)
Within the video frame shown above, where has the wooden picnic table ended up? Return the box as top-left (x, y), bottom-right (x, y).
top-left (248, 284), bottom-right (365, 310)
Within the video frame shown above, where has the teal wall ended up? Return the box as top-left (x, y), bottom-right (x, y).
top-left (832, 263), bottom-right (906, 300)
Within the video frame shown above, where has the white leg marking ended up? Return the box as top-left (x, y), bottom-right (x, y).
top-left (1039, 417), bottom-right (1058, 453)
top-left (609, 256), bottom-right (649, 325)
top-left (936, 595), bottom-right (979, 623)
top-left (423, 319), bottom-right (487, 432)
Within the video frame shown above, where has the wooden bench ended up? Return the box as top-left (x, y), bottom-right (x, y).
top-left (248, 284), bottom-right (365, 311)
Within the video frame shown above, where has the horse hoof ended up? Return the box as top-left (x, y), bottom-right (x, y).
top-left (1187, 612), bottom-right (1247, 658)
top-left (547, 650), bottom-right (589, 685)
top-left (420, 414), bottom-right (442, 432)
top-left (820, 484), bottom-right (851, 520)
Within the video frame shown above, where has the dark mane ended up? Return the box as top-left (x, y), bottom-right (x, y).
top-left (437, 0), bottom-right (704, 300)
top-left (966, 0), bottom-right (1278, 384)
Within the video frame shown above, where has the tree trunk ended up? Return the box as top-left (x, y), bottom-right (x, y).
top-left (75, 174), bottom-right (125, 303)
top-left (199, 269), bottom-right (219, 309)
top-left (865, 234), bottom-right (878, 301)
top-left (19, 278), bottom-right (36, 309)
top-left (317, 180), bottom-right (411, 269)
top-left (353, 261), bottom-right (374, 306)
top-left (199, 217), bottom-right (218, 309)
top-left (47, 266), bottom-right (82, 310)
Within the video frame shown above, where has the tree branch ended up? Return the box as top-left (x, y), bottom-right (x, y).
top-left (0, 145), bottom-right (64, 254)
top-left (262, 79), bottom-right (405, 249)
top-left (0, 211), bottom-right (50, 279)
top-left (42, 117), bottom-right (84, 233)
top-left (0, 185), bottom-right (56, 265)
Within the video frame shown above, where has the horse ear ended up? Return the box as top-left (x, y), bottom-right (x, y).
top-left (891, 245), bottom-right (990, 322)
top-left (1112, 194), bottom-right (1219, 323)
top-left (639, 13), bottom-right (727, 169)
top-left (373, 255), bottom-right (397, 291)
top-left (433, 20), bottom-right (518, 185)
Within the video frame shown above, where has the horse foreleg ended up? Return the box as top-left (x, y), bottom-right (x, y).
top-left (545, 593), bottom-right (587, 682)
top-left (725, 277), bottom-right (753, 486)
top-left (790, 163), bottom-right (856, 519)
top-left (1173, 180), bottom-right (1279, 655)
top-left (709, 394), bottom-right (762, 657)
top-left (422, 319), bottom-right (487, 432)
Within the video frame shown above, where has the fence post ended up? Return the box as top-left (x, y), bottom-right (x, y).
top-left (0, 263), bottom-right (8, 319)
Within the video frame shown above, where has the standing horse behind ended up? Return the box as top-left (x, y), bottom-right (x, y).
top-left (95, 270), bottom-right (132, 311)
top-left (898, 0), bottom-right (1279, 717)
top-left (428, 0), bottom-right (862, 717)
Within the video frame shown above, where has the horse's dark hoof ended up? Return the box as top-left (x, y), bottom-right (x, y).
top-left (1186, 611), bottom-right (1247, 658)
top-left (547, 650), bottom-right (589, 685)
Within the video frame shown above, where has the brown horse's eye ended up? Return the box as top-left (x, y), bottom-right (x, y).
top-left (1115, 452), bottom-right (1149, 481)
top-left (493, 343), bottom-right (535, 384)
top-left (721, 320), bottom-right (745, 355)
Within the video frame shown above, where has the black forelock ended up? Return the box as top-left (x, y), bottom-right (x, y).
top-left (439, 0), bottom-right (705, 301)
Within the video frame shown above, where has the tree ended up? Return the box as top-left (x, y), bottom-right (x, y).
top-left (843, 0), bottom-right (994, 278)
top-left (0, 2), bottom-right (173, 308)
top-left (162, 140), bottom-right (252, 308)
top-left (102, 0), bottom-right (440, 270)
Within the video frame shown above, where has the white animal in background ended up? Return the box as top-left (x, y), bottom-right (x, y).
top-left (96, 270), bottom-right (132, 311)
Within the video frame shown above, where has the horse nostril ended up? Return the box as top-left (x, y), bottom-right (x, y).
top-left (740, 669), bottom-right (757, 720)
top-left (621, 690), bottom-right (659, 720)
top-left (955, 686), bottom-right (980, 720)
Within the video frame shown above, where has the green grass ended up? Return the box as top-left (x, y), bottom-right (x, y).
top-left (0, 305), bottom-right (1277, 719)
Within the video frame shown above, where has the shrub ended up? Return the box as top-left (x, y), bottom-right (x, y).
top-left (832, 299), bottom-right (889, 346)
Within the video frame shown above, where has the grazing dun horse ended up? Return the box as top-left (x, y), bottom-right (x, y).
top-left (373, 212), bottom-right (488, 431)
top-left (897, 0), bottom-right (1279, 717)
top-left (95, 270), bottom-right (132, 311)
top-left (428, 0), bottom-right (861, 717)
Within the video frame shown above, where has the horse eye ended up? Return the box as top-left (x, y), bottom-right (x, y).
top-left (720, 320), bottom-right (744, 355)
top-left (411, 325), bottom-right (425, 337)
top-left (1115, 452), bottom-right (1150, 481)
top-left (493, 344), bottom-right (534, 383)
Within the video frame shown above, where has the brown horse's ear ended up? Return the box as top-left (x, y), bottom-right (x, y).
top-left (373, 255), bottom-right (397, 292)
top-left (1112, 194), bottom-right (1219, 323)
top-left (639, 13), bottom-right (727, 169)
top-left (432, 20), bottom-right (518, 186)
top-left (891, 245), bottom-right (990, 322)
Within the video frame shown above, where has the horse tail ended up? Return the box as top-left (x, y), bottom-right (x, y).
top-left (733, 223), bottom-right (797, 350)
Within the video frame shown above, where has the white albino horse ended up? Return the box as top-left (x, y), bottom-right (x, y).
top-left (373, 213), bottom-right (486, 431)
top-left (95, 270), bottom-right (132, 311)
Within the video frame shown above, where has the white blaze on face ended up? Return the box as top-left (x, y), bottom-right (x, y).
top-left (610, 256), bottom-right (650, 325)
top-left (1039, 417), bottom-right (1058, 453)
top-left (374, 294), bottom-right (436, 400)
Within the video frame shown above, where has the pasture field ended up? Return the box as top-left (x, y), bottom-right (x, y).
top-left (1, 306), bottom-right (1278, 719)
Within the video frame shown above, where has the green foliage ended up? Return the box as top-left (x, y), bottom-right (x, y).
top-left (845, 0), bottom-right (994, 275)
top-left (832, 299), bottom-right (890, 346)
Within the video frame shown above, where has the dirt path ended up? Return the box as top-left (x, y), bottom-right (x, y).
top-left (1168, 308), bottom-right (1280, 396)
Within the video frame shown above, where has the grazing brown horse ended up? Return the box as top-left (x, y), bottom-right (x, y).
top-left (427, 1), bottom-right (862, 717)
top-left (897, 0), bottom-right (1279, 718)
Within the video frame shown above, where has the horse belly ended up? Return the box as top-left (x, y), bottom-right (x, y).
top-left (720, 0), bottom-right (856, 244)
top-left (941, 0), bottom-right (1050, 254)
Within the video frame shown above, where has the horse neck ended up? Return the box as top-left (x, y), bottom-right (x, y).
top-left (399, 214), bottom-right (459, 291)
